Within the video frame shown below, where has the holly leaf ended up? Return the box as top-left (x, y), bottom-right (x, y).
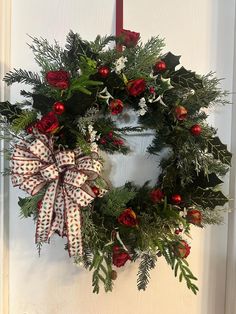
top-left (0, 101), bottom-right (22, 122)
top-left (191, 172), bottom-right (223, 189)
top-left (171, 67), bottom-right (203, 89)
top-left (162, 52), bottom-right (181, 70)
top-left (64, 91), bottom-right (97, 116)
top-left (32, 94), bottom-right (54, 114)
top-left (191, 188), bottom-right (228, 209)
top-left (207, 136), bottom-right (232, 166)
top-left (157, 77), bottom-right (173, 95)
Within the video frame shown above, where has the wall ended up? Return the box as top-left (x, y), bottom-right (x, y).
top-left (2, 0), bottom-right (235, 313)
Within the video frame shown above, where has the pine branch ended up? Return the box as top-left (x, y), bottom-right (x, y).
top-left (162, 246), bottom-right (199, 294)
top-left (3, 69), bottom-right (42, 86)
top-left (90, 35), bottom-right (115, 53)
top-left (28, 35), bottom-right (64, 70)
top-left (11, 110), bottom-right (37, 133)
top-left (90, 250), bottom-right (113, 293)
top-left (174, 259), bottom-right (199, 295)
top-left (137, 252), bottom-right (157, 290)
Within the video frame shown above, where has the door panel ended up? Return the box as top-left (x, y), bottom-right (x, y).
top-left (4, 1), bottom-right (235, 313)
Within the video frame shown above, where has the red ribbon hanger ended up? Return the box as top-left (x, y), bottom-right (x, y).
top-left (116, 0), bottom-right (123, 51)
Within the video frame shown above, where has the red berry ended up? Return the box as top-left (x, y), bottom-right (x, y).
top-left (108, 131), bottom-right (113, 139)
top-left (37, 200), bottom-right (43, 210)
top-left (113, 245), bottom-right (121, 252)
top-left (113, 139), bottom-right (124, 146)
top-left (111, 270), bottom-right (117, 280)
top-left (149, 86), bottom-right (155, 94)
top-left (175, 229), bottom-right (180, 235)
top-left (154, 60), bottom-right (166, 73)
top-left (100, 138), bottom-right (107, 145)
top-left (26, 125), bottom-right (33, 134)
top-left (91, 186), bottom-right (100, 196)
top-left (190, 124), bottom-right (202, 136)
top-left (98, 65), bottom-right (110, 78)
top-left (53, 102), bottom-right (65, 115)
top-left (171, 194), bottom-right (182, 204)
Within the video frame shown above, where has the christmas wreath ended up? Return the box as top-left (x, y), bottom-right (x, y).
top-left (0, 30), bottom-right (232, 294)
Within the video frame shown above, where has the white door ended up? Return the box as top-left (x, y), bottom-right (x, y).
top-left (1, 1), bottom-right (235, 313)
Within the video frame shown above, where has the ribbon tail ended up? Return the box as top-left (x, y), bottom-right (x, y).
top-left (35, 181), bottom-right (58, 243)
top-left (49, 184), bottom-right (65, 237)
top-left (64, 188), bottom-right (83, 257)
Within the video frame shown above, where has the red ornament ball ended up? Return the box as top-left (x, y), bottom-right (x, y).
top-left (190, 124), bottom-right (202, 136)
top-left (91, 186), bottom-right (100, 196)
top-left (98, 65), bottom-right (110, 78)
top-left (154, 60), bottom-right (167, 73)
top-left (53, 102), bottom-right (65, 115)
top-left (171, 194), bottom-right (182, 204)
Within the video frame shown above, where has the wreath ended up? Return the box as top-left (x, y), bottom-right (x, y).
top-left (0, 30), bottom-right (232, 294)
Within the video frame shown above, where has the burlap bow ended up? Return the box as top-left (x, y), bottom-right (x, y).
top-left (11, 131), bottom-right (105, 257)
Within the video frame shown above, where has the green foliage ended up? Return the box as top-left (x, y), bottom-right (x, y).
top-left (11, 110), bottom-right (37, 133)
top-left (162, 246), bottom-right (198, 295)
top-left (137, 252), bottom-right (157, 291)
top-left (98, 187), bottom-right (136, 217)
top-left (81, 207), bottom-right (101, 248)
top-left (18, 189), bottom-right (46, 219)
top-left (89, 248), bottom-right (113, 293)
top-left (63, 30), bottom-right (97, 75)
top-left (75, 134), bottom-right (92, 154)
top-left (201, 208), bottom-right (225, 225)
top-left (28, 35), bottom-right (64, 70)
top-left (89, 35), bottom-right (115, 54)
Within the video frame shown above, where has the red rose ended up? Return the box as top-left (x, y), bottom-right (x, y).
top-left (45, 70), bottom-right (70, 89)
top-left (150, 188), bottom-right (164, 203)
top-left (120, 29), bottom-right (140, 48)
top-left (36, 111), bottom-right (59, 134)
top-left (174, 106), bottom-right (188, 121)
top-left (109, 99), bottom-right (124, 115)
top-left (112, 245), bottom-right (131, 267)
top-left (175, 240), bottom-right (191, 258)
top-left (127, 79), bottom-right (146, 97)
top-left (117, 208), bottom-right (138, 227)
top-left (186, 209), bottom-right (202, 226)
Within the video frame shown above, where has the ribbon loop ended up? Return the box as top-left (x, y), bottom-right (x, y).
top-left (55, 150), bottom-right (75, 172)
top-left (40, 163), bottom-right (59, 181)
